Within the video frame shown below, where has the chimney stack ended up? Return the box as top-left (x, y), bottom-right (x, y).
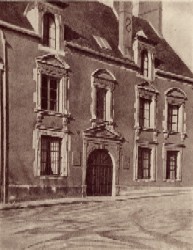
top-left (114, 1), bottom-right (133, 60)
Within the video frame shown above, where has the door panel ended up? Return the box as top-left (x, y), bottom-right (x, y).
top-left (86, 150), bottom-right (112, 196)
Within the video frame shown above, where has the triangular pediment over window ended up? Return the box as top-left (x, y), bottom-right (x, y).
top-left (138, 81), bottom-right (159, 94)
top-left (84, 124), bottom-right (124, 142)
top-left (36, 54), bottom-right (70, 70)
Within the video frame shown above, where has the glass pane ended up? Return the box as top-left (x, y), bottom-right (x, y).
top-left (50, 78), bottom-right (57, 90)
top-left (96, 88), bottom-right (106, 120)
top-left (49, 17), bottom-right (56, 49)
top-left (50, 89), bottom-right (57, 100)
top-left (41, 98), bottom-right (48, 110)
top-left (41, 75), bottom-right (48, 109)
top-left (166, 151), bottom-right (178, 179)
top-left (50, 101), bottom-right (57, 111)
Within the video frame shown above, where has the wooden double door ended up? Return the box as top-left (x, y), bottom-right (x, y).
top-left (86, 149), bottom-right (113, 196)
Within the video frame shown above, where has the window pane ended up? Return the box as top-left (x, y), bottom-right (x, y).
top-left (168, 105), bottom-right (179, 132)
top-left (96, 88), bottom-right (106, 120)
top-left (139, 98), bottom-right (150, 128)
top-left (50, 101), bottom-right (57, 111)
top-left (41, 75), bottom-right (48, 110)
top-left (41, 136), bottom-right (61, 175)
top-left (138, 148), bottom-right (151, 179)
top-left (41, 75), bottom-right (59, 112)
top-left (166, 151), bottom-right (178, 179)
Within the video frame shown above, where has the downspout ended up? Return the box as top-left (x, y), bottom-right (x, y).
top-left (0, 30), bottom-right (8, 204)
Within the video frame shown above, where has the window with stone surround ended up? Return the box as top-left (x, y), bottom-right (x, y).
top-left (138, 147), bottom-right (151, 179)
top-left (41, 136), bottom-right (61, 175)
top-left (163, 144), bottom-right (183, 182)
top-left (91, 69), bottom-right (116, 125)
top-left (33, 130), bottom-right (68, 177)
top-left (134, 142), bottom-right (156, 182)
top-left (135, 82), bottom-right (158, 131)
top-left (164, 88), bottom-right (187, 138)
top-left (35, 54), bottom-right (70, 116)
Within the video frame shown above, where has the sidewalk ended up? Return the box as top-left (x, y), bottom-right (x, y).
top-left (0, 189), bottom-right (191, 210)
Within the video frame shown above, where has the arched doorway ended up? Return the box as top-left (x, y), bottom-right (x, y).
top-left (86, 149), bottom-right (113, 196)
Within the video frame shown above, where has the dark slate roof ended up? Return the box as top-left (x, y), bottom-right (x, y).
top-left (62, 1), bottom-right (122, 59)
top-left (62, 1), bottom-right (193, 78)
top-left (0, 1), bottom-right (192, 78)
top-left (132, 16), bottom-right (193, 78)
top-left (0, 2), bottom-right (33, 30)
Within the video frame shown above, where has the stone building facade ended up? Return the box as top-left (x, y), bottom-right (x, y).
top-left (0, 1), bottom-right (193, 202)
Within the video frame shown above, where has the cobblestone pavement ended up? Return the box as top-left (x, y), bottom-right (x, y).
top-left (0, 193), bottom-right (193, 250)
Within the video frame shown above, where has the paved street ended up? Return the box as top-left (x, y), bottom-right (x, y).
top-left (0, 193), bottom-right (193, 250)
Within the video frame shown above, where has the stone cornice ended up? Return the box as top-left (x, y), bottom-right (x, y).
top-left (156, 69), bottom-right (193, 84)
top-left (0, 20), bottom-right (40, 39)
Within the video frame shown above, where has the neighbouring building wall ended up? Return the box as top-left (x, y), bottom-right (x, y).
top-left (4, 29), bottom-right (38, 186)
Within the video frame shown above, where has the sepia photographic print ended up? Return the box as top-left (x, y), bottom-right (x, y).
top-left (0, 0), bottom-right (193, 249)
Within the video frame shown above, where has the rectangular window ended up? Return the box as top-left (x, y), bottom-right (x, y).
top-left (138, 147), bottom-right (151, 179)
top-left (168, 104), bottom-right (179, 132)
top-left (96, 88), bottom-right (106, 120)
top-left (166, 151), bottom-right (178, 180)
top-left (41, 74), bottom-right (59, 111)
top-left (41, 136), bottom-right (61, 175)
top-left (139, 98), bottom-right (151, 128)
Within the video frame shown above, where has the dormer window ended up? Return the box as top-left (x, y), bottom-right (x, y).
top-left (141, 50), bottom-right (149, 77)
top-left (43, 13), bottom-right (56, 49)
top-left (93, 36), bottom-right (112, 50)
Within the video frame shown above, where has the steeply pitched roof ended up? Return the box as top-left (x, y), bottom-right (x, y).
top-left (62, 1), bottom-right (193, 78)
top-left (62, 1), bottom-right (122, 59)
top-left (0, 2), bottom-right (33, 30)
top-left (0, 1), bottom-right (192, 78)
top-left (132, 16), bottom-right (193, 78)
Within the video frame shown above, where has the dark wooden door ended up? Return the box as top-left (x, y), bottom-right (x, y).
top-left (86, 149), bottom-right (112, 196)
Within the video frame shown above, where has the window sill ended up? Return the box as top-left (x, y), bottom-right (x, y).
top-left (90, 119), bottom-right (115, 126)
top-left (34, 108), bottom-right (70, 118)
top-left (40, 176), bottom-right (66, 180)
top-left (164, 131), bottom-right (179, 135)
top-left (163, 179), bottom-right (181, 183)
top-left (38, 44), bottom-right (65, 56)
top-left (135, 179), bottom-right (156, 182)
top-left (135, 126), bottom-right (158, 132)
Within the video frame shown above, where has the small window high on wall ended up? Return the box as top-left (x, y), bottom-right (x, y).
top-left (43, 13), bottom-right (56, 49)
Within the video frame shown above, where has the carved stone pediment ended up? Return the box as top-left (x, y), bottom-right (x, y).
top-left (138, 81), bottom-right (159, 94)
top-left (37, 54), bottom-right (70, 69)
top-left (84, 125), bottom-right (124, 142)
top-left (36, 54), bottom-right (70, 76)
